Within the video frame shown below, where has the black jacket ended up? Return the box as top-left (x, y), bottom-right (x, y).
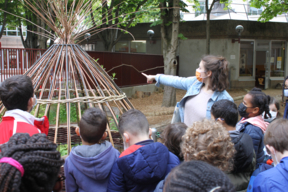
top-left (227, 131), bottom-right (256, 192)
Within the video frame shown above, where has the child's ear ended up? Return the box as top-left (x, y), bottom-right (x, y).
top-left (27, 97), bottom-right (34, 111)
top-left (75, 127), bottom-right (80, 136)
top-left (252, 107), bottom-right (260, 115)
top-left (123, 132), bottom-right (130, 143)
top-left (149, 128), bottom-right (152, 138)
top-left (217, 118), bottom-right (224, 123)
top-left (101, 132), bottom-right (107, 140)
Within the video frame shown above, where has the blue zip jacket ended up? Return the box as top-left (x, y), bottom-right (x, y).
top-left (238, 122), bottom-right (265, 166)
top-left (155, 74), bottom-right (233, 122)
top-left (64, 141), bottom-right (120, 192)
top-left (107, 140), bottom-right (180, 192)
top-left (253, 157), bottom-right (288, 192)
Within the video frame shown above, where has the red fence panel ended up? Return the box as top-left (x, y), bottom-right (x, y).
top-left (0, 48), bottom-right (170, 87)
top-left (0, 48), bottom-right (46, 82)
top-left (86, 51), bottom-right (166, 87)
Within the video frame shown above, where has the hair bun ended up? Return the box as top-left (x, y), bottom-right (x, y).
top-left (251, 87), bottom-right (262, 92)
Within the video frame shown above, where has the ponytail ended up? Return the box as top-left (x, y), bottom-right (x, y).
top-left (249, 88), bottom-right (271, 118)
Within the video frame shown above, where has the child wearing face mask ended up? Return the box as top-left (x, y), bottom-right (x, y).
top-left (282, 76), bottom-right (288, 119)
top-left (0, 75), bottom-right (49, 145)
top-left (252, 118), bottom-right (288, 192)
top-left (263, 96), bottom-right (280, 123)
top-left (236, 88), bottom-right (271, 167)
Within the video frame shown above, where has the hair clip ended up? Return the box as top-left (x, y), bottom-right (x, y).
top-left (209, 186), bottom-right (221, 192)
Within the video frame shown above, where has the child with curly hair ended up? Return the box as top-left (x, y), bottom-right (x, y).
top-left (0, 133), bottom-right (64, 192)
top-left (181, 119), bottom-right (235, 172)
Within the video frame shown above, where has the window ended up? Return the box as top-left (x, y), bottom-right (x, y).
top-left (195, 2), bottom-right (206, 17)
top-left (248, 7), bottom-right (263, 15)
top-left (239, 41), bottom-right (254, 76)
top-left (271, 41), bottom-right (285, 77)
top-left (115, 41), bottom-right (147, 53)
top-left (115, 42), bottom-right (129, 52)
top-left (130, 41), bottom-right (146, 53)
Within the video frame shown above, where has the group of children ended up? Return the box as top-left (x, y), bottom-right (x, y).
top-left (0, 75), bottom-right (287, 192)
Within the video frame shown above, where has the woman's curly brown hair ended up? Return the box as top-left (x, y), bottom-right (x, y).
top-left (181, 119), bottom-right (235, 172)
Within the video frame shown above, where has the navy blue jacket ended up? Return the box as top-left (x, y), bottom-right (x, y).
top-left (107, 140), bottom-right (180, 192)
top-left (239, 122), bottom-right (265, 166)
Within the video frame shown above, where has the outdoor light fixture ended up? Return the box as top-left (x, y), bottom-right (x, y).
top-left (232, 25), bottom-right (244, 43)
top-left (147, 29), bottom-right (156, 44)
top-left (84, 33), bottom-right (91, 41)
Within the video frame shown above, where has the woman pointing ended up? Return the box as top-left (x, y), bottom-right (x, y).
top-left (142, 55), bottom-right (233, 126)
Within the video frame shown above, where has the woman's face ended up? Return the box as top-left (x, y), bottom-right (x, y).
top-left (198, 60), bottom-right (206, 73)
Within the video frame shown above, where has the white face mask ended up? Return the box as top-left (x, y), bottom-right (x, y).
top-left (123, 139), bottom-right (129, 150)
top-left (272, 147), bottom-right (280, 166)
top-left (263, 111), bottom-right (277, 123)
top-left (284, 89), bottom-right (288, 97)
top-left (29, 95), bottom-right (38, 113)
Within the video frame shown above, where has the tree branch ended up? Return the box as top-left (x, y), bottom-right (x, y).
top-left (0, 0), bottom-right (8, 39)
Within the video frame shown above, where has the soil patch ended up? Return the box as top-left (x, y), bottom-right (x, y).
top-left (130, 88), bottom-right (283, 128)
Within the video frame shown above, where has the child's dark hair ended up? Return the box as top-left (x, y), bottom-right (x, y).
top-left (79, 107), bottom-right (107, 144)
top-left (211, 100), bottom-right (238, 127)
top-left (248, 88), bottom-right (271, 119)
top-left (118, 109), bottom-right (149, 136)
top-left (164, 160), bottom-right (235, 192)
top-left (268, 96), bottom-right (281, 117)
top-left (0, 75), bottom-right (34, 111)
top-left (162, 123), bottom-right (187, 161)
top-left (282, 75), bottom-right (288, 102)
top-left (0, 133), bottom-right (64, 192)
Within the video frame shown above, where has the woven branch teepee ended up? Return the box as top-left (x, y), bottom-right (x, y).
top-left (0, 0), bottom-right (135, 153)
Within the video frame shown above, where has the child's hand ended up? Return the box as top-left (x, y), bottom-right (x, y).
top-left (142, 73), bottom-right (156, 84)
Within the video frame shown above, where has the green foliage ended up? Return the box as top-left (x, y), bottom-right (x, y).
top-left (109, 117), bottom-right (118, 131)
top-left (33, 103), bottom-right (80, 125)
top-left (178, 33), bottom-right (187, 40)
top-left (249, 0), bottom-right (287, 22)
top-left (57, 143), bottom-right (81, 156)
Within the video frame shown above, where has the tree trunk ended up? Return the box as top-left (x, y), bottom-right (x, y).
top-left (0, 0), bottom-right (8, 39)
top-left (162, 53), bottom-right (177, 107)
top-left (206, 11), bottom-right (210, 54)
top-left (37, 18), bottom-right (46, 49)
top-left (161, 0), bottom-right (180, 107)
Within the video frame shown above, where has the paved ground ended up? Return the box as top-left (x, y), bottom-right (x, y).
top-left (130, 88), bottom-right (283, 132)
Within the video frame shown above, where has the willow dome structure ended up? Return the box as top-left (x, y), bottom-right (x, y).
top-left (0, 0), bottom-right (135, 153)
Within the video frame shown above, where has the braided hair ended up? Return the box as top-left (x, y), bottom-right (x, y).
top-left (282, 76), bottom-right (288, 103)
top-left (164, 160), bottom-right (235, 192)
top-left (0, 133), bottom-right (64, 192)
top-left (248, 88), bottom-right (271, 119)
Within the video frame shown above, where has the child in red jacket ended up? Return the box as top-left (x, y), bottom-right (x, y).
top-left (0, 75), bottom-right (49, 145)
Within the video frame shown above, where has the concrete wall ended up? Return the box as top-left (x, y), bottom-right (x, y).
top-left (146, 39), bottom-right (162, 55)
top-left (178, 39), bottom-right (240, 81)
